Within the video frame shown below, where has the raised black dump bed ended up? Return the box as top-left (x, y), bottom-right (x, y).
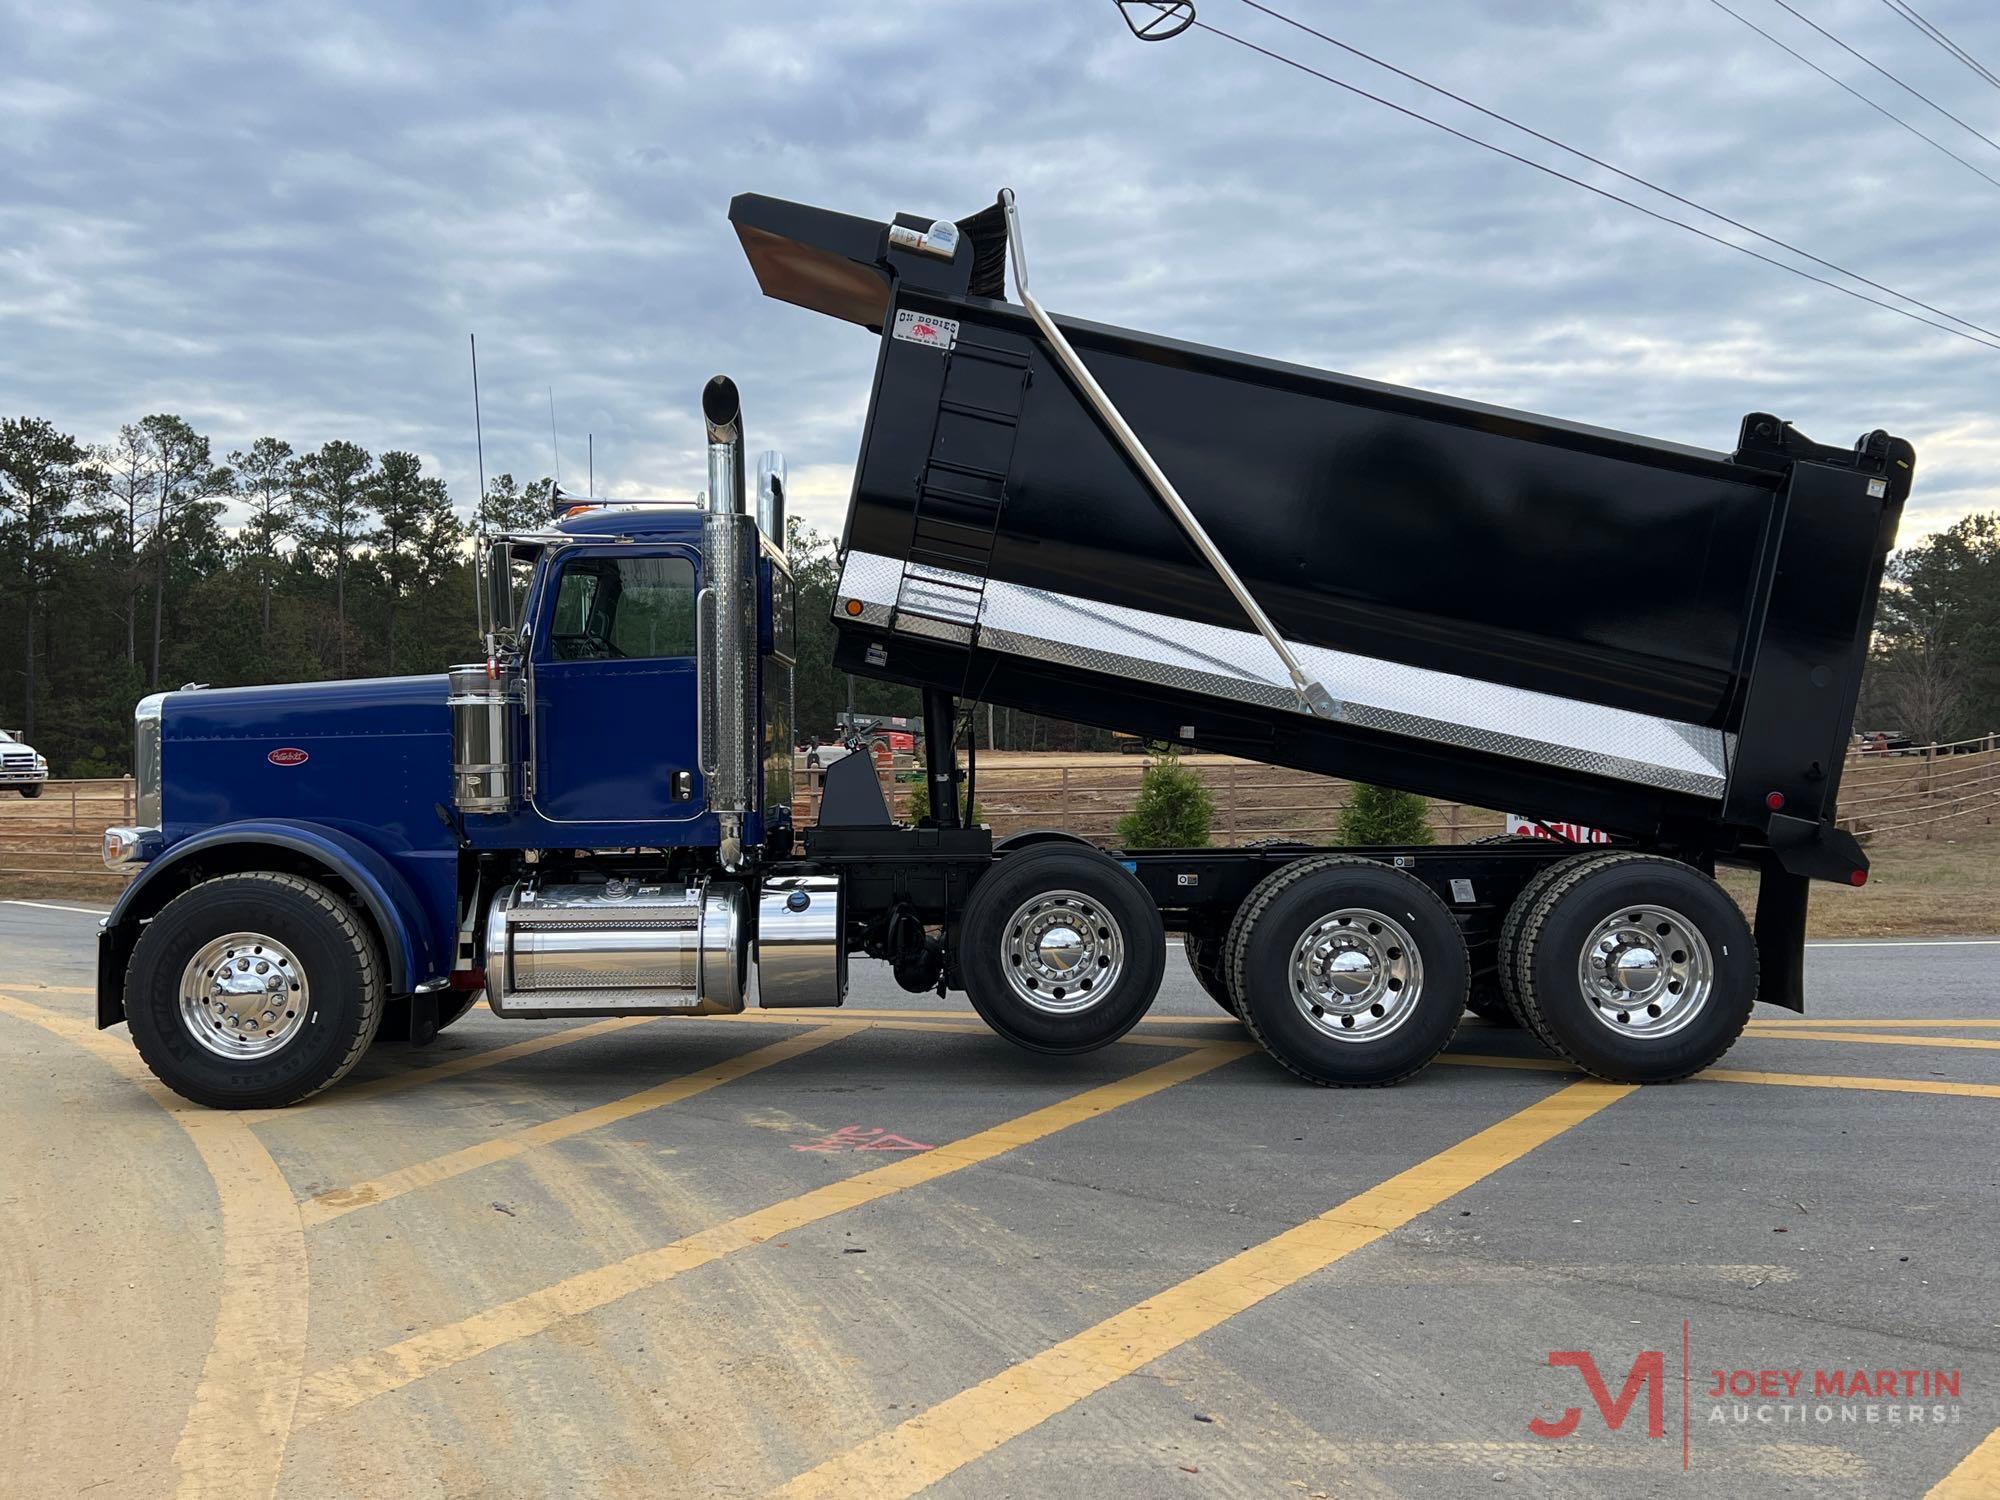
top-left (731, 191), bottom-right (1913, 938)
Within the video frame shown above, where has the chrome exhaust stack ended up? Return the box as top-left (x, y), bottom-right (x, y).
top-left (698, 376), bottom-right (759, 869)
top-left (703, 376), bottom-right (747, 515)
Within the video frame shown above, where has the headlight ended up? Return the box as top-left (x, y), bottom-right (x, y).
top-left (135, 692), bottom-right (166, 827)
top-left (103, 826), bottom-right (160, 868)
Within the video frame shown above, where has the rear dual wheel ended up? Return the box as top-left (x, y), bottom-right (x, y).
top-left (1226, 856), bottom-right (1468, 1087)
top-left (1505, 853), bottom-right (1757, 1083)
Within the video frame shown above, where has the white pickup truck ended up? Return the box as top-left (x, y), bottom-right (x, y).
top-left (0, 729), bottom-right (48, 798)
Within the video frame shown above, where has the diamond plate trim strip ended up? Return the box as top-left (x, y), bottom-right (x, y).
top-left (834, 550), bottom-right (1730, 799)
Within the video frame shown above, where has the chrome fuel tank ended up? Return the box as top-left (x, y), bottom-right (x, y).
top-left (484, 877), bottom-right (746, 1017)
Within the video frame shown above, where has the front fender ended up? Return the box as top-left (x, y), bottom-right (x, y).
top-left (98, 820), bottom-right (441, 1028)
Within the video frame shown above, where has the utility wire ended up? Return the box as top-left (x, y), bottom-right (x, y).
top-left (1707, 0), bottom-right (2000, 191)
top-left (1130, 3), bottom-right (2000, 352)
top-left (1764, 0), bottom-right (2000, 152)
top-left (1880, 0), bottom-right (2000, 93)
top-left (1237, 0), bottom-right (2000, 343)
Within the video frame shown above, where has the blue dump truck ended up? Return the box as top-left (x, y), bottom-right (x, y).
top-left (97, 192), bottom-right (1913, 1109)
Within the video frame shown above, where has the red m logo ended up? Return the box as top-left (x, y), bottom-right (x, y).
top-left (1529, 1351), bottom-right (1666, 1440)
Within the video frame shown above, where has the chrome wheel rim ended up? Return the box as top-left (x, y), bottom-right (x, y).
top-left (1576, 905), bottom-right (1712, 1039)
top-left (178, 931), bottom-right (310, 1059)
top-left (1288, 907), bottom-right (1423, 1042)
top-left (1002, 890), bottom-right (1124, 1014)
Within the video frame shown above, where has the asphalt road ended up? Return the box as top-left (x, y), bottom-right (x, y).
top-left (2, 897), bottom-right (1996, 1499)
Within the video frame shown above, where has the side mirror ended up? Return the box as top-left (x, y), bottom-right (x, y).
top-left (484, 538), bottom-right (518, 641)
top-left (757, 451), bottom-right (787, 553)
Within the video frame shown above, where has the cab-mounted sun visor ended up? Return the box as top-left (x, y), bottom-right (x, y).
top-left (729, 193), bottom-right (1006, 331)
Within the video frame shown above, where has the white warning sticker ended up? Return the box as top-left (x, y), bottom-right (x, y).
top-left (893, 310), bottom-right (959, 353)
top-left (1450, 878), bottom-right (1476, 904)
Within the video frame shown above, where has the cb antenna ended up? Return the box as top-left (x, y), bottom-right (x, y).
top-left (548, 387), bottom-right (561, 491)
top-left (470, 333), bottom-right (490, 647)
top-left (588, 432), bottom-right (594, 498)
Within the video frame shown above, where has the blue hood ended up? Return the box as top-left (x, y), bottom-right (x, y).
top-left (161, 675), bottom-right (454, 855)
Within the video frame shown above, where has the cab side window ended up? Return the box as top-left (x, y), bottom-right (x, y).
top-left (550, 556), bottom-right (697, 661)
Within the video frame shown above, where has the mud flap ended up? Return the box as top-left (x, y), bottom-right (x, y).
top-left (1752, 862), bottom-right (1811, 1013)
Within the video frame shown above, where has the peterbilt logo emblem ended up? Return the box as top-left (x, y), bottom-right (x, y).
top-left (267, 747), bottom-right (309, 767)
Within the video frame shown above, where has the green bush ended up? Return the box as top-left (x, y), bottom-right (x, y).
top-left (1115, 750), bottom-right (1214, 848)
top-left (1337, 783), bottom-right (1434, 846)
top-left (906, 772), bottom-right (981, 826)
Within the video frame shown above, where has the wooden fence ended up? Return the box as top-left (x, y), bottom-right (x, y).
top-left (7, 739), bottom-right (1994, 884)
top-left (0, 780), bottom-right (138, 881)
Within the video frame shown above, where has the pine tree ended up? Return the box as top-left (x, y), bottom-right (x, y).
top-left (369, 453), bottom-right (459, 673)
top-left (0, 416), bottom-right (86, 740)
top-left (228, 437), bottom-right (295, 642)
top-left (290, 440), bottom-right (375, 675)
top-left (140, 415), bottom-right (230, 689)
top-left (476, 473), bottom-right (553, 533)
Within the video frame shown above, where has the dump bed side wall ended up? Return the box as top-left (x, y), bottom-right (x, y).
top-left (850, 291), bottom-right (1781, 729)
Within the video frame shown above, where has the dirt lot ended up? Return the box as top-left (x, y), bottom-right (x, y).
top-left (13, 806), bottom-right (1998, 939)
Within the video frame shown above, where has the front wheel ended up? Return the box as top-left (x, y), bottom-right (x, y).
top-left (20, 784), bottom-right (42, 799)
top-left (959, 846), bottom-right (1166, 1053)
top-left (124, 872), bottom-right (387, 1108)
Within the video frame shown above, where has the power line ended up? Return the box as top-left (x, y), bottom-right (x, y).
top-left (1880, 0), bottom-right (2000, 93)
top-left (1235, 0), bottom-right (2000, 344)
top-left (1763, 0), bottom-right (2000, 153)
top-left (1124, 2), bottom-right (2000, 353)
top-left (1707, 0), bottom-right (2000, 191)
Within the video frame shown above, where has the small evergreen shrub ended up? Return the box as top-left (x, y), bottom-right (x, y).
top-left (1115, 750), bottom-right (1214, 848)
top-left (1337, 783), bottom-right (1434, 846)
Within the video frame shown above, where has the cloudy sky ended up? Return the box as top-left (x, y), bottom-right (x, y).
top-left (3, 0), bottom-right (1995, 544)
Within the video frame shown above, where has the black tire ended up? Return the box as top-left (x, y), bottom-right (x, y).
top-left (1514, 853), bottom-right (1756, 1084)
top-left (995, 830), bottom-right (1094, 853)
top-left (20, 783), bottom-right (43, 799)
top-left (124, 871), bottom-right (387, 1108)
top-left (1463, 835), bottom-right (1541, 1024)
top-left (1497, 851), bottom-right (1602, 1046)
top-left (958, 845), bottom-right (1166, 1053)
top-left (1226, 856), bottom-right (1468, 1087)
top-left (1181, 933), bottom-right (1239, 1017)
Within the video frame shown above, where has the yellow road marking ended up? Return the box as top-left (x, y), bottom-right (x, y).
top-left (811, 1006), bottom-right (1242, 1027)
top-left (1932, 1422), bottom-right (2000, 1497)
top-left (0, 992), bottom-right (305, 1500)
top-left (1743, 1027), bottom-right (2000, 1052)
top-left (1749, 1018), bottom-right (2000, 1031)
top-left (772, 1079), bottom-right (1631, 1500)
top-left (292, 1039), bottom-right (1254, 1426)
top-left (1704, 1067), bottom-right (2000, 1100)
top-left (1440, 1053), bottom-right (1576, 1073)
top-left (712, 1008), bottom-right (1197, 1048)
top-left (325, 1015), bottom-right (657, 1105)
top-left (1442, 1052), bottom-right (2000, 1098)
top-left (301, 1024), bottom-right (858, 1226)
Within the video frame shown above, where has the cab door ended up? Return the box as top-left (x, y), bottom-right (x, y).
top-left (530, 547), bottom-right (704, 825)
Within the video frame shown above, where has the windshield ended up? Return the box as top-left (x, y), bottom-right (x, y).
top-left (0, 730), bottom-right (14, 743)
